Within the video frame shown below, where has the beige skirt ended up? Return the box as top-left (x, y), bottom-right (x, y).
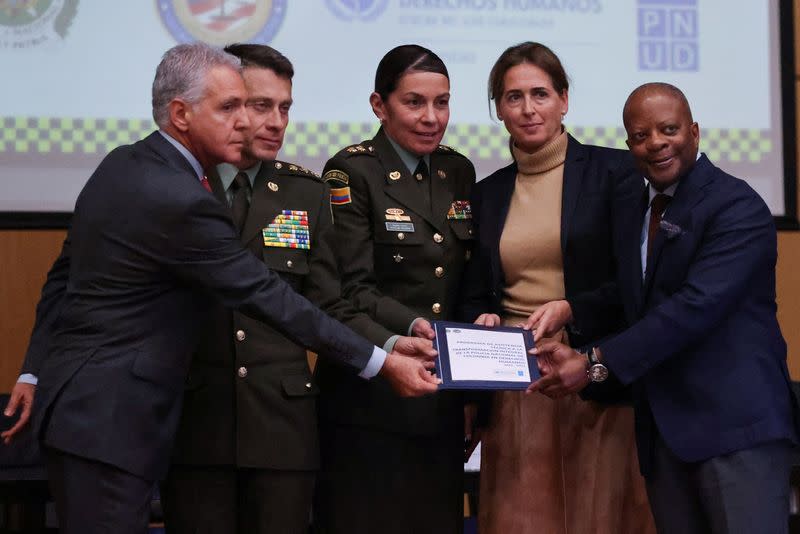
top-left (478, 329), bottom-right (655, 533)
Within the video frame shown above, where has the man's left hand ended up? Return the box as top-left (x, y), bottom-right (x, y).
top-left (393, 336), bottom-right (437, 370)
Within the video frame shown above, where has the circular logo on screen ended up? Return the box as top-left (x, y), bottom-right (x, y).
top-left (325, 0), bottom-right (388, 22)
top-left (0, 0), bottom-right (78, 48)
top-left (157, 0), bottom-right (287, 46)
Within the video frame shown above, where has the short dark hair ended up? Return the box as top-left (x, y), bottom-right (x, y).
top-left (224, 43), bottom-right (294, 80)
top-left (374, 45), bottom-right (449, 100)
top-left (488, 42), bottom-right (569, 105)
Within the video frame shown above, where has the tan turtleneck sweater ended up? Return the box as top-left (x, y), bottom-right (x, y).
top-left (499, 131), bottom-right (568, 321)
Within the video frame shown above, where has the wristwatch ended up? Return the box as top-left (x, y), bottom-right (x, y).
top-left (585, 347), bottom-right (609, 383)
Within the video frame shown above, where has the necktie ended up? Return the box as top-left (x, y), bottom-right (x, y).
top-left (647, 193), bottom-right (672, 259)
top-left (413, 159), bottom-right (431, 213)
top-left (229, 171), bottom-right (251, 234)
top-left (200, 176), bottom-right (212, 193)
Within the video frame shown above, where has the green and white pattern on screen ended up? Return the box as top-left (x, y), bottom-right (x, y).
top-left (1, 117), bottom-right (774, 165)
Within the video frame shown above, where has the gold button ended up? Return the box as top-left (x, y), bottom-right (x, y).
top-left (393, 253), bottom-right (404, 263)
top-left (433, 233), bottom-right (443, 243)
top-left (415, 173), bottom-right (423, 181)
top-left (397, 232), bottom-right (405, 241)
top-left (305, 382), bottom-right (312, 389)
top-left (235, 330), bottom-right (246, 342)
top-left (237, 366), bottom-right (248, 378)
top-left (432, 303), bottom-right (442, 314)
top-left (435, 266), bottom-right (444, 278)
top-left (286, 260), bottom-right (294, 268)
top-left (274, 162), bottom-right (283, 169)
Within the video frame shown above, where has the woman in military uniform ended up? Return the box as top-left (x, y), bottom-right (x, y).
top-left (314, 45), bottom-right (476, 534)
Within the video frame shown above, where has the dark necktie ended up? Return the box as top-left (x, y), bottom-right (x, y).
top-left (229, 171), bottom-right (251, 234)
top-left (413, 159), bottom-right (431, 213)
top-left (647, 193), bottom-right (672, 259)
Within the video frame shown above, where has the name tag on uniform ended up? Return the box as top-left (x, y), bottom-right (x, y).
top-left (385, 222), bottom-right (415, 232)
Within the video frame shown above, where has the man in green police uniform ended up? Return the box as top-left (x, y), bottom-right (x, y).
top-left (162, 44), bottom-right (427, 534)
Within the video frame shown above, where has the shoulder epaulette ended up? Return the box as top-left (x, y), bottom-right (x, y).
top-left (435, 144), bottom-right (468, 158)
top-left (342, 142), bottom-right (375, 157)
top-left (273, 160), bottom-right (320, 179)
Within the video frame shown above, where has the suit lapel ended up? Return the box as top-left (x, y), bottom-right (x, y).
top-left (488, 164), bottom-right (517, 290)
top-left (560, 135), bottom-right (586, 254)
top-left (642, 156), bottom-right (711, 295)
top-left (241, 162), bottom-right (279, 246)
top-left (373, 131), bottom-right (444, 231)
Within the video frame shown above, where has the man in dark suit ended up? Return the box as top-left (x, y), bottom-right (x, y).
top-left (1, 43), bottom-right (438, 534)
top-left (530, 83), bottom-right (798, 533)
top-left (162, 43), bottom-right (416, 534)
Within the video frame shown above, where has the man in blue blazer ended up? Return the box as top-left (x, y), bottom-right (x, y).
top-left (1, 43), bottom-right (438, 534)
top-left (531, 83), bottom-right (798, 533)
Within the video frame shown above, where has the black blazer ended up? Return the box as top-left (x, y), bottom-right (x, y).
top-left (459, 135), bottom-right (638, 347)
top-left (21, 132), bottom-right (375, 481)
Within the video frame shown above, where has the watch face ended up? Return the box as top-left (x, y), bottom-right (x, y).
top-left (589, 364), bottom-right (609, 383)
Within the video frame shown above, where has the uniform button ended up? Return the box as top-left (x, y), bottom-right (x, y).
top-left (305, 382), bottom-right (312, 389)
top-left (468, 229), bottom-right (473, 236)
top-left (237, 366), bottom-right (248, 378)
top-left (415, 173), bottom-right (424, 181)
top-left (434, 266), bottom-right (444, 278)
top-left (286, 260), bottom-right (294, 268)
top-left (432, 303), bottom-right (442, 314)
top-left (393, 253), bottom-right (404, 263)
top-left (235, 329), bottom-right (246, 342)
top-left (397, 232), bottom-right (405, 241)
top-left (465, 250), bottom-right (471, 261)
top-left (433, 233), bottom-right (443, 243)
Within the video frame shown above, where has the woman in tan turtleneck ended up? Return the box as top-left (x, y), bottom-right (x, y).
top-left (458, 42), bottom-right (656, 533)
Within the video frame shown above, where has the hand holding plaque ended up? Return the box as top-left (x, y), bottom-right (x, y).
top-left (433, 321), bottom-right (538, 390)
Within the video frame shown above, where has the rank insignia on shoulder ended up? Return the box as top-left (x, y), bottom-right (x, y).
top-left (323, 169), bottom-right (349, 184)
top-left (437, 144), bottom-right (453, 151)
top-left (330, 186), bottom-right (352, 205)
top-left (447, 200), bottom-right (472, 220)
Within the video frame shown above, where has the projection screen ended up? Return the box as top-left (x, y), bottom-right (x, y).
top-left (1, 0), bottom-right (796, 227)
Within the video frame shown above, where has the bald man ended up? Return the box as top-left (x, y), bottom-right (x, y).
top-left (529, 83), bottom-right (798, 533)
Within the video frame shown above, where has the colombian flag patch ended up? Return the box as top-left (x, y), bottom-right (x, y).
top-left (330, 186), bottom-right (352, 205)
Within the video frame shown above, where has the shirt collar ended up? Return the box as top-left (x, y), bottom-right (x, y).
top-left (217, 161), bottom-right (262, 191)
top-left (385, 134), bottom-right (430, 174)
top-left (158, 130), bottom-right (204, 180)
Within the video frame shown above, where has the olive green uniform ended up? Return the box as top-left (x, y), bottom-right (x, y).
top-left (164, 161), bottom-right (394, 534)
top-left (315, 128), bottom-right (475, 534)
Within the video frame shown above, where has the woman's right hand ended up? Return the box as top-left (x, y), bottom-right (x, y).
top-left (520, 300), bottom-right (573, 341)
top-left (474, 313), bottom-right (502, 327)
